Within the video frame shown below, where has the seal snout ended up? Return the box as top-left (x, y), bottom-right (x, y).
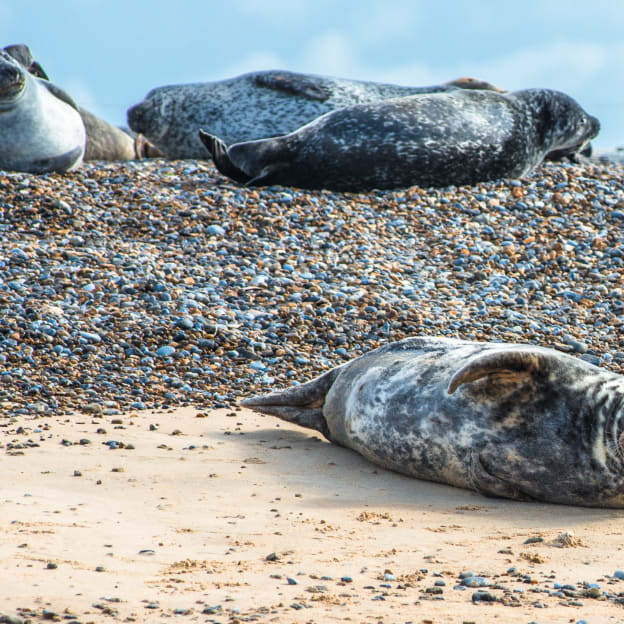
top-left (0, 64), bottom-right (25, 97)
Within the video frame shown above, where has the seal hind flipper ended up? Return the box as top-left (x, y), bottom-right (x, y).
top-left (198, 130), bottom-right (251, 184)
top-left (241, 367), bottom-right (343, 440)
top-left (254, 71), bottom-right (331, 101)
top-left (447, 349), bottom-right (551, 395)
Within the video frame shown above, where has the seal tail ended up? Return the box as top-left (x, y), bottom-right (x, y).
top-left (198, 129), bottom-right (252, 184)
top-left (241, 367), bottom-right (341, 439)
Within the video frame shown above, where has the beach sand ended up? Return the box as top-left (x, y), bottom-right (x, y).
top-left (2, 405), bottom-right (624, 623)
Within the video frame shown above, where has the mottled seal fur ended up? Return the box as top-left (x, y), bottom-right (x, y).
top-left (5, 44), bottom-right (161, 162)
top-left (0, 47), bottom-right (85, 173)
top-left (127, 70), bottom-right (504, 159)
top-left (200, 88), bottom-right (599, 192)
top-left (243, 336), bottom-right (624, 508)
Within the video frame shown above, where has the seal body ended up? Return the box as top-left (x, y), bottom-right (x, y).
top-left (4, 44), bottom-right (161, 162)
top-left (243, 336), bottom-right (624, 508)
top-left (127, 70), bottom-right (504, 158)
top-left (201, 88), bottom-right (599, 192)
top-left (0, 48), bottom-right (85, 174)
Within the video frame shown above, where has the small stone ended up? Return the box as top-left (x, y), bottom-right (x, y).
top-left (46, 562), bottom-right (58, 570)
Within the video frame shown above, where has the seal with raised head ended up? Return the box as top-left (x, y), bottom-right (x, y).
top-left (4, 44), bottom-right (162, 162)
top-left (200, 88), bottom-right (599, 192)
top-left (0, 47), bottom-right (85, 173)
top-left (127, 69), bottom-right (505, 159)
top-left (243, 336), bottom-right (624, 508)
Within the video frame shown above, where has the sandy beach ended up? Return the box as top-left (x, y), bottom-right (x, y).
top-left (2, 405), bottom-right (624, 623)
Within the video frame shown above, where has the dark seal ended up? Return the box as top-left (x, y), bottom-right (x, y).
top-left (243, 336), bottom-right (624, 508)
top-left (5, 44), bottom-right (162, 162)
top-left (0, 47), bottom-right (85, 173)
top-left (127, 69), bottom-right (504, 158)
top-left (200, 88), bottom-right (599, 192)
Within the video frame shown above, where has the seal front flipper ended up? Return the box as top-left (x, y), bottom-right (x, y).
top-left (241, 367), bottom-right (343, 440)
top-left (446, 348), bottom-right (553, 395)
top-left (198, 130), bottom-right (251, 184)
top-left (254, 71), bottom-right (331, 101)
top-left (39, 79), bottom-right (80, 112)
top-left (469, 450), bottom-right (534, 501)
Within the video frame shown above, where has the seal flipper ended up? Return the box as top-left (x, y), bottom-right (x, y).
top-left (447, 349), bottom-right (552, 395)
top-left (241, 366), bottom-right (343, 440)
top-left (469, 450), bottom-right (534, 501)
top-left (254, 71), bottom-right (331, 101)
top-left (198, 130), bottom-right (251, 184)
top-left (39, 79), bottom-right (80, 112)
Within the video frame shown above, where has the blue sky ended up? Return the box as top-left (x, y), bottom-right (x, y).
top-left (1, 0), bottom-right (622, 148)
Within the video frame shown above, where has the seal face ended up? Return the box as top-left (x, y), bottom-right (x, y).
top-left (242, 336), bottom-right (624, 508)
top-left (127, 70), bottom-right (504, 158)
top-left (200, 88), bottom-right (599, 192)
top-left (0, 48), bottom-right (85, 174)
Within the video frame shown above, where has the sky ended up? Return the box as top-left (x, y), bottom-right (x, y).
top-left (1, 0), bottom-right (622, 148)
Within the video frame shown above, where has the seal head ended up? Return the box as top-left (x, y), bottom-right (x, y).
top-left (243, 336), bottom-right (624, 508)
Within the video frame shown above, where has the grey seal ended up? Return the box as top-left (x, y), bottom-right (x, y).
top-left (243, 336), bottom-right (624, 508)
top-left (5, 44), bottom-right (162, 162)
top-left (0, 47), bottom-right (85, 173)
top-left (200, 88), bottom-right (599, 192)
top-left (127, 69), bottom-right (505, 159)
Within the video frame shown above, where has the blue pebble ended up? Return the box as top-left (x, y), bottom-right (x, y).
top-left (614, 570), bottom-right (624, 579)
top-left (461, 576), bottom-right (489, 587)
top-left (341, 576), bottom-right (352, 583)
top-left (384, 573), bottom-right (396, 581)
top-left (459, 571), bottom-right (475, 579)
top-left (207, 224), bottom-right (226, 236)
top-left (286, 577), bottom-right (298, 585)
top-left (157, 345), bottom-right (176, 357)
top-left (131, 401), bottom-right (145, 410)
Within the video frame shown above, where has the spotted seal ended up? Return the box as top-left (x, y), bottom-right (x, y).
top-left (243, 336), bottom-right (624, 508)
top-left (200, 88), bottom-right (599, 192)
top-left (0, 47), bottom-right (85, 173)
top-left (127, 69), bottom-right (505, 159)
top-left (4, 44), bottom-right (161, 162)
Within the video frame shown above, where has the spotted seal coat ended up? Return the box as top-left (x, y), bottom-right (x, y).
top-left (200, 88), bottom-right (599, 192)
top-left (127, 69), bottom-right (505, 159)
top-left (4, 44), bottom-right (161, 162)
top-left (0, 47), bottom-right (85, 173)
top-left (243, 336), bottom-right (624, 508)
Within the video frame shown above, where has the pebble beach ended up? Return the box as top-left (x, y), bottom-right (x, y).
top-left (1, 158), bottom-right (624, 417)
top-left (2, 157), bottom-right (624, 623)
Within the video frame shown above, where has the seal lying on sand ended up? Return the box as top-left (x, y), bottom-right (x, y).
top-left (243, 336), bottom-right (624, 508)
top-left (200, 88), bottom-right (599, 192)
top-left (4, 44), bottom-right (162, 162)
top-left (127, 69), bottom-right (505, 158)
top-left (0, 48), bottom-right (85, 173)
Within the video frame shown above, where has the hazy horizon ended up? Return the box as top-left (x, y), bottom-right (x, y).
top-left (1, 1), bottom-right (622, 148)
